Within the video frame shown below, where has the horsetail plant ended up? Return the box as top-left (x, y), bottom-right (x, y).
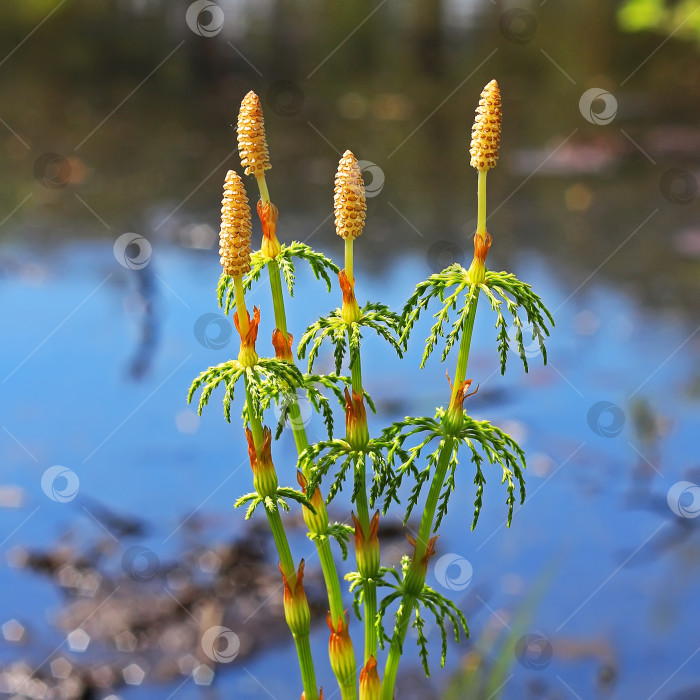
top-left (189, 169), bottom-right (321, 698)
top-left (187, 80), bottom-right (554, 699)
top-left (233, 91), bottom-right (358, 699)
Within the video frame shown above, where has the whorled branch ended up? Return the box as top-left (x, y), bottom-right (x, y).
top-left (380, 407), bottom-right (526, 529)
top-left (298, 303), bottom-right (403, 375)
top-left (400, 265), bottom-right (554, 375)
top-left (218, 243), bottom-right (340, 314)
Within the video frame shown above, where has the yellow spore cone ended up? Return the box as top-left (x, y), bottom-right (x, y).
top-left (469, 79), bottom-right (502, 171)
top-left (218, 170), bottom-right (252, 277)
top-left (237, 90), bottom-right (271, 177)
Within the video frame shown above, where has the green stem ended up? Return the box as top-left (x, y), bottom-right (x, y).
top-left (348, 322), bottom-right (379, 666)
top-left (363, 571), bottom-right (378, 663)
top-left (477, 169), bottom-right (487, 237)
top-left (236, 268), bottom-right (316, 697)
top-left (268, 259), bottom-right (288, 336)
top-left (256, 174), bottom-right (270, 204)
top-left (345, 237), bottom-right (354, 282)
top-left (254, 176), bottom-right (356, 700)
top-left (381, 592), bottom-right (415, 697)
top-left (344, 231), bottom-right (378, 665)
top-left (354, 467), bottom-right (377, 662)
top-left (381, 437), bottom-right (454, 700)
top-left (234, 276), bottom-right (249, 335)
top-left (294, 635), bottom-right (318, 700)
top-left (383, 165), bottom-right (488, 696)
top-left (382, 300), bottom-right (479, 699)
top-left (245, 382), bottom-right (264, 455)
top-left (245, 375), bottom-right (317, 699)
top-left (449, 292), bottom-right (480, 408)
top-left (265, 494), bottom-right (296, 579)
top-left (350, 355), bottom-right (363, 396)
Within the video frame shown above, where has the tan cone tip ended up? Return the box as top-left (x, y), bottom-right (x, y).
top-left (469, 79), bottom-right (501, 171)
top-left (219, 170), bottom-right (252, 277)
top-left (334, 150), bottom-right (366, 240)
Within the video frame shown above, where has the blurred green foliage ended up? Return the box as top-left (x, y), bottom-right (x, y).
top-left (619, 0), bottom-right (700, 40)
top-left (0, 0), bottom-right (698, 318)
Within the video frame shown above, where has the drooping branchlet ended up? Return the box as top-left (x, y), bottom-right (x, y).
top-left (219, 170), bottom-right (252, 277)
top-left (334, 150), bottom-right (366, 241)
top-left (237, 91), bottom-right (271, 177)
top-left (469, 79), bottom-right (502, 171)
